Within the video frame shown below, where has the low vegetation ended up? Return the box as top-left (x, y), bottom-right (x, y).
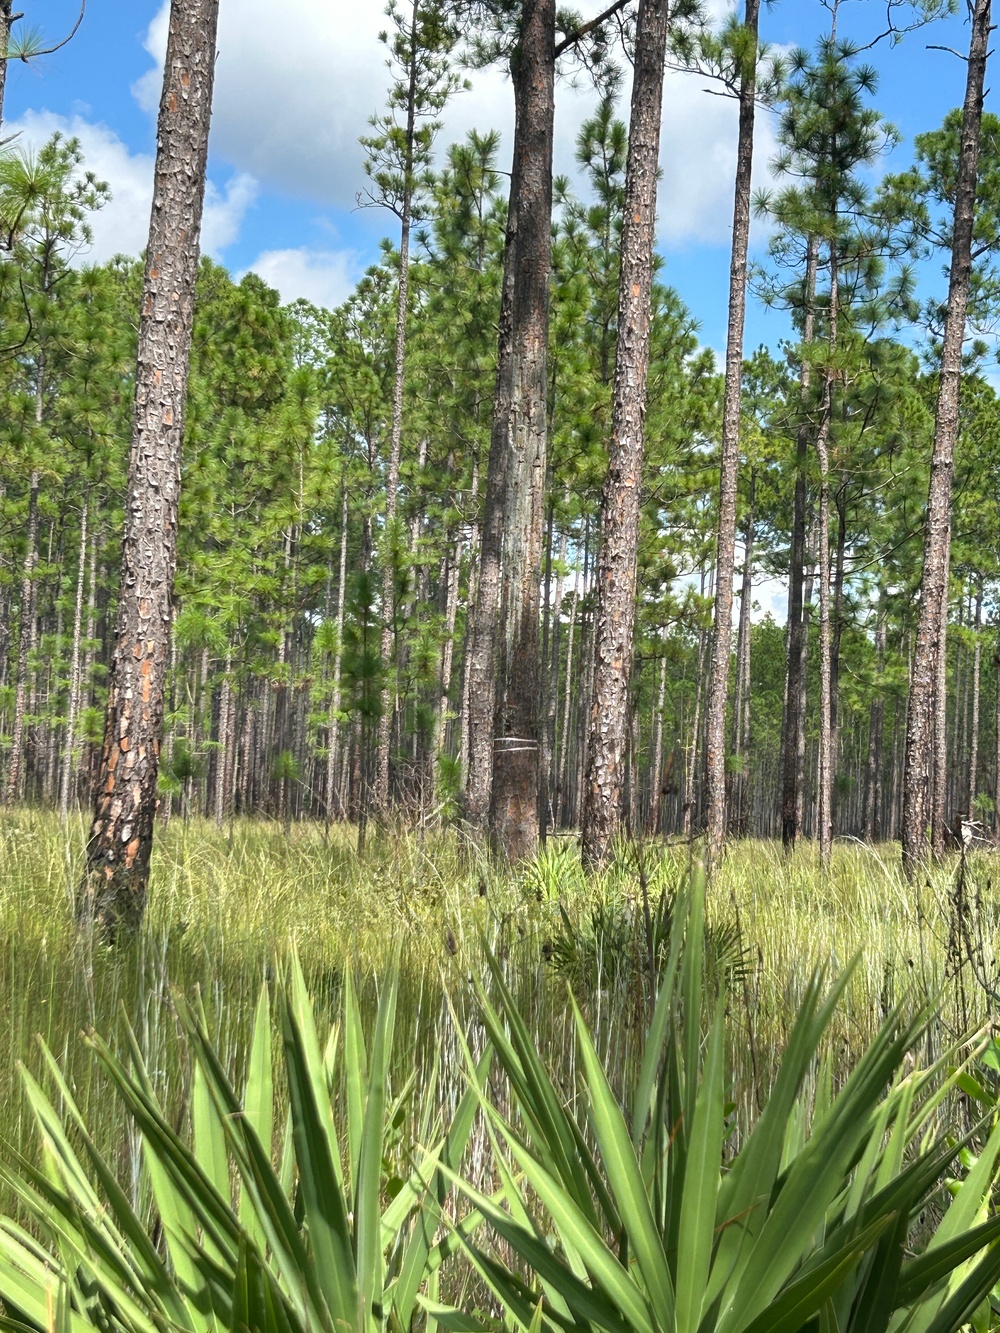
top-left (2, 842), bottom-right (1000, 1330)
top-left (1, 816), bottom-right (1000, 1327)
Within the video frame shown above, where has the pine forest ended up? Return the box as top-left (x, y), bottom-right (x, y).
top-left (5, 2), bottom-right (1000, 1329)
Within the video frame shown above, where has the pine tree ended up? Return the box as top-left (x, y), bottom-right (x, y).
top-left (80, 0), bottom-right (220, 935)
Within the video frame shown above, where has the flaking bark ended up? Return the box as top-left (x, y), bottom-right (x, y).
top-left (901, 0), bottom-right (991, 880)
top-left (80, 0), bottom-right (219, 934)
top-left (703, 0), bottom-right (760, 865)
top-left (780, 236), bottom-right (817, 850)
top-left (484, 0), bottom-right (555, 861)
top-left (580, 0), bottom-right (669, 868)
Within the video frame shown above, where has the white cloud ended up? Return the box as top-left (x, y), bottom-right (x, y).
top-left (244, 246), bottom-right (362, 308)
top-left (752, 576), bottom-right (788, 625)
top-left (1, 108), bottom-right (257, 264)
top-left (658, 67), bottom-right (780, 247)
top-left (132, 0), bottom-right (780, 249)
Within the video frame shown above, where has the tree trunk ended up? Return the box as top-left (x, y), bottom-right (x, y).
top-left (432, 531), bottom-right (462, 803)
top-left (457, 456), bottom-right (480, 775)
top-left (375, 0), bottom-right (421, 813)
top-left (80, 0), bottom-right (219, 935)
top-left (780, 236), bottom-right (818, 850)
top-left (59, 488), bottom-right (89, 824)
top-left (969, 580), bottom-right (982, 815)
top-left (325, 487), bottom-right (349, 822)
top-left (815, 247), bottom-right (838, 870)
top-left (545, 517), bottom-right (567, 828)
top-left (863, 605), bottom-right (886, 843)
top-left (931, 570), bottom-right (950, 856)
top-left (730, 469), bottom-right (755, 837)
top-left (488, 0), bottom-right (555, 861)
top-left (902, 0), bottom-right (990, 879)
top-left (703, 0), bottom-right (759, 864)
top-left (0, 0), bottom-right (13, 133)
top-left (555, 554), bottom-right (579, 827)
top-left (683, 617), bottom-right (708, 842)
top-left (463, 139), bottom-right (519, 829)
top-left (5, 471), bottom-right (39, 805)
top-left (648, 631), bottom-right (668, 835)
top-left (580, 0), bottom-right (668, 868)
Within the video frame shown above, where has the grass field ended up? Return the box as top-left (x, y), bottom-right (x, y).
top-left (0, 807), bottom-right (996, 1202)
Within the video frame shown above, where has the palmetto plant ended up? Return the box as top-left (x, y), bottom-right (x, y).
top-left (0, 961), bottom-right (485, 1333)
top-left (445, 868), bottom-right (1000, 1333)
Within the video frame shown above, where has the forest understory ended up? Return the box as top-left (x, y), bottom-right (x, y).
top-left (0, 808), bottom-right (994, 1165)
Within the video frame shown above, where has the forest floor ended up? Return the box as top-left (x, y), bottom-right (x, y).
top-left (0, 806), bottom-right (996, 1197)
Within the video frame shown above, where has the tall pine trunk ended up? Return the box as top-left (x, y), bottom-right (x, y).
top-left (81, 0), bottom-right (219, 934)
top-left (780, 236), bottom-right (818, 849)
top-left (487, 0), bottom-right (555, 860)
top-left (59, 488), bottom-right (89, 824)
top-left (0, 0), bottom-right (14, 132)
top-left (432, 532), bottom-right (462, 803)
top-left (901, 0), bottom-right (990, 879)
top-left (969, 580), bottom-right (982, 814)
top-left (463, 137), bottom-right (519, 830)
top-left (325, 488), bottom-right (349, 822)
top-left (730, 470), bottom-right (755, 837)
top-left (863, 604), bottom-right (887, 842)
top-left (5, 471), bottom-right (38, 804)
top-left (580, 0), bottom-right (669, 867)
top-left (815, 247), bottom-right (838, 869)
top-left (931, 571), bottom-right (950, 855)
top-left (703, 0), bottom-right (760, 863)
top-left (375, 0), bottom-right (421, 813)
top-left (648, 630), bottom-right (668, 835)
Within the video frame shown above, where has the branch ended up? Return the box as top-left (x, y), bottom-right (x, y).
top-left (926, 43), bottom-right (969, 60)
top-left (554, 0), bottom-right (631, 58)
top-left (8, 1), bottom-right (86, 61)
top-left (0, 276), bottom-right (33, 356)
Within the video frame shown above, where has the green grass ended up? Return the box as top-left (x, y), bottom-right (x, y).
top-left (0, 807), bottom-right (996, 1206)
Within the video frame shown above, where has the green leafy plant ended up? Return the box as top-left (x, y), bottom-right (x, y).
top-left (0, 961), bottom-right (485, 1332)
top-left (445, 867), bottom-right (1000, 1333)
top-left (544, 887), bottom-right (750, 1000)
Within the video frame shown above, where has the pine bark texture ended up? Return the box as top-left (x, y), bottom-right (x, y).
top-left (969, 583), bottom-right (982, 814)
top-left (80, 0), bottom-right (219, 933)
top-left (5, 471), bottom-right (38, 804)
top-left (730, 472), bottom-right (755, 837)
top-left (326, 489), bottom-right (349, 821)
top-left (486, 0), bottom-right (555, 861)
top-left (59, 489), bottom-right (89, 824)
top-left (0, 0), bottom-right (13, 133)
top-left (816, 249), bottom-right (838, 869)
top-left (580, 0), bottom-right (668, 868)
top-left (703, 0), bottom-right (759, 864)
top-left (901, 0), bottom-right (990, 880)
top-left (463, 130), bottom-right (519, 830)
top-left (375, 0), bottom-right (420, 813)
top-left (863, 606), bottom-right (886, 842)
top-left (780, 236), bottom-right (817, 849)
top-left (930, 571), bottom-right (950, 856)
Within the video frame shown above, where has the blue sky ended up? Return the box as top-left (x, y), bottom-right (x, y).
top-left (9, 0), bottom-right (988, 363)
